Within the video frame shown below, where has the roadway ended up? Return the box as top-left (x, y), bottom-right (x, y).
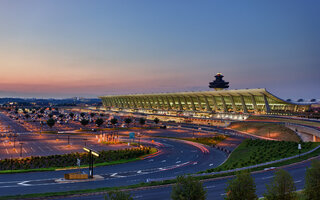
top-left (58, 156), bottom-right (317, 200)
top-left (0, 137), bottom-right (227, 197)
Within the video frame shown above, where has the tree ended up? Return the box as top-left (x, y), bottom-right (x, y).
top-left (171, 175), bottom-right (206, 200)
top-left (69, 112), bottom-right (74, 118)
top-left (139, 118), bottom-right (146, 126)
top-left (95, 118), bottom-right (104, 127)
top-left (80, 112), bottom-right (86, 118)
top-left (263, 169), bottom-right (296, 200)
top-left (104, 190), bottom-right (133, 200)
top-left (110, 118), bottom-right (118, 126)
top-left (25, 114), bottom-right (30, 119)
top-left (110, 118), bottom-right (118, 142)
top-left (153, 118), bottom-right (160, 124)
top-left (47, 118), bottom-right (55, 129)
top-left (40, 109), bottom-right (45, 114)
top-left (304, 160), bottom-right (320, 200)
top-left (90, 113), bottom-right (95, 118)
top-left (59, 114), bottom-right (64, 119)
top-left (48, 113), bottom-right (53, 118)
top-left (124, 118), bottom-right (132, 127)
top-left (37, 114), bottom-right (43, 119)
top-left (225, 171), bottom-right (257, 200)
top-left (80, 119), bottom-right (89, 128)
top-left (100, 113), bottom-right (104, 117)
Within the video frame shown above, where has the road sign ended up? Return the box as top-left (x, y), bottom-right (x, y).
top-left (298, 144), bottom-right (302, 150)
top-left (129, 132), bottom-right (135, 139)
top-left (77, 158), bottom-right (81, 167)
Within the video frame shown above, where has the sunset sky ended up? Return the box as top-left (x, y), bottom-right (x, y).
top-left (0, 0), bottom-right (319, 99)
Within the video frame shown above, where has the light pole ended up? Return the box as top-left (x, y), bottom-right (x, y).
top-left (83, 147), bottom-right (99, 178)
top-left (19, 142), bottom-right (24, 157)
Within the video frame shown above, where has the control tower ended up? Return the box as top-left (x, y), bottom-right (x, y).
top-left (209, 73), bottom-right (229, 91)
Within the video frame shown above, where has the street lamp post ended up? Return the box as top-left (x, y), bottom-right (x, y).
top-left (83, 147), bottom-right (99, 178)
top-left (19, 142), bottom-right (24, 157)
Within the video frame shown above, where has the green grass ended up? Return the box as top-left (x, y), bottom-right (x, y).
top-left (153, 135), bottom-right (226, 146)
top-left (229, 122), bottom-right (300, 142)
top-left (206, 139), bottom-right (319, 172)
top-left (181, 135), bottom-right (227, 146)
top-left (248, 115), bottom-right (320, 128)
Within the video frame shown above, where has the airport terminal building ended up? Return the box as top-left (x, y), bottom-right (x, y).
top-left (99, 74), bottom-right (311, 119)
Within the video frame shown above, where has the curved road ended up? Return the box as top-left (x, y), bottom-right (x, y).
top-left (0, 137), bottom-right (227, 197)
top-left (59, 156), bottom-right (318, 200)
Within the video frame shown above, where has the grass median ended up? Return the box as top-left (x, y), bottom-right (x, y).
top-left (206, 139), bottom-right (319, 173)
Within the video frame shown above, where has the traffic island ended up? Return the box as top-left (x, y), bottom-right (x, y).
top-left (56, 173), bottom-right (104, 183)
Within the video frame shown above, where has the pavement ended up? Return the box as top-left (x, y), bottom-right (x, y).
top-left (0, 137), bottom-right (227, 197)
top-left (58, 157), bottom-right (319, 200)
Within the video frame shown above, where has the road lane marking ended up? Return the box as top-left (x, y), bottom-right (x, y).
top-left (294, 180), bottom-right (302, 183)
top-left (5, 148), bottom-right (9, 154)
top-left (176, 161), bottom-right (181, 164)
top-left (23, 148), bottom-right (27, 153)
top-left (38, 146), bottom-right (45, 152)
top-left (209, 163), bottom-right (214, 166)
top-left (205, 185), bottom-right (216, 189)
top-left (161, 160), bottom-right (166, 162)
top-left (262, 176), bottom-right (274, 180)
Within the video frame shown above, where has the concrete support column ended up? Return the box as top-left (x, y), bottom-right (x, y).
top-left (147, 97), bottom-right (154, 109)
top-left (229, 95), bottom-right (237, 112)
top-left (156, 96), bottom-right (161, 110)
top-left (190, 96), bottom-right (196, 111)
top-left (166, 96), bottom-right (172, 110)
top-left (183, 96), bottom-right (190, 110)
top-left (240, 95), bottom-right (248, 113)
top-left (130, 97), bottom-right (137, 108)
top-left (250, 95), bottom-right (258, 113)
top-left (145, 97), bottom-right (151, 109)
top-left (313, 135), bottom-right (317, 142)
top-left (109, 98), bottom-right (115, 107)
top-left (262, 93), bottom-right (271, 113)
top-left (138, 97), bottom-right (144, 109)
top-left (161, 96), bottom-right (168, 110)
top-left (196, 96), bottom-right (202, 110)
top-left (211, 96), bottom-right (218, 112)
top-left (126, 97), bottom-right (132, 108)
top-left (177, 96), bottom-right (183, 111)
top-left (220, 96), bottom-right (227, 112)
top-left (117, 98), bottom-right (124, 108)
top-left (204, 96), bottom-right (212, 112)
top-left (171, 96), bottom-right (177, 110)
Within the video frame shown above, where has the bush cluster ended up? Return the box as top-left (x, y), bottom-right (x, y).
top-left (0, 147), bottom-right (151, 170)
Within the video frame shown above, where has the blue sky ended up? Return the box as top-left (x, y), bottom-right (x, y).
top-left (0, 0), bottom-right (319, 99)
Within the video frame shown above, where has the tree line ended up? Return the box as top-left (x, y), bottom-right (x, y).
top-left (105, 160), bottom-right (320, 200)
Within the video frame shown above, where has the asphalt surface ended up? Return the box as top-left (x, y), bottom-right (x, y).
top-left (59, 157), bottom-right (317, 200)
top-left (0, 137), bottom-right (227, 197)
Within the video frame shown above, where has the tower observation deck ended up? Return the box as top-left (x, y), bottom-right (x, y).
top-left (209, 73), bottom-right (229, 90)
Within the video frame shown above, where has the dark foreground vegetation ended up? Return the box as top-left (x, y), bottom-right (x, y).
top-left (0, 147), bottom-right (151, 171)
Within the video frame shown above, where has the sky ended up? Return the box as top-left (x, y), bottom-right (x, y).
top-left (0, 0), bottom-right (319, 99)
